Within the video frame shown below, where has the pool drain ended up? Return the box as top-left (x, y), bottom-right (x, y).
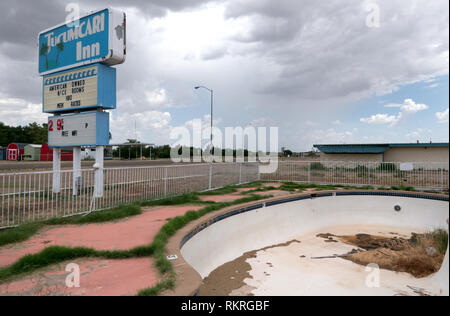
top-left (394, 205), bottom-right (401, 212)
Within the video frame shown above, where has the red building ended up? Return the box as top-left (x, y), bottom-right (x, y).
top-left (40, 144), bottom-right (73, 161)
top-left (6, 143), bottom-right (28, 161)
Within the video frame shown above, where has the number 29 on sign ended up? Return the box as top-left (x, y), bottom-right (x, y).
top-left (49, 118), bottom-right (64, 132)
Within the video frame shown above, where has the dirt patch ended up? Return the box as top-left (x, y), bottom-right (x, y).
top-left (316, 233), bottom-right (339, 243)
top-left (340, 234), bottom-right (409, 251)
top-left (317, 231), bottom-right (448, 278)
top-left (197, 240), bottom-right (301, 296)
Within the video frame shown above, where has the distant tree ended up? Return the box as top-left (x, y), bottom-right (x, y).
top-left (284, 149), bottom-right (293, 157)
top-left (0, 122), bottom-right (47, 146)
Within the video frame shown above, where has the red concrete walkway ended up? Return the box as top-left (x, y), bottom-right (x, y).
top-left (0, 257), bottom-right (157, 296)
top-left (0, 205), bottom-right (202, 268)
top-left (0, 204), bottom-right (205, 296)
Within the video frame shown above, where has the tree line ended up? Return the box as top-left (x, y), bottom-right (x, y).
top-left (0, 122), bottom-right (48, 147)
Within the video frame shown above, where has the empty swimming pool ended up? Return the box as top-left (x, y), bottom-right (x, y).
top-left (180, 192), bottom-right (449, 296)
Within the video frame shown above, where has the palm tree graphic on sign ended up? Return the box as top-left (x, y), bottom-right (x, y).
top-left (39, 43), bottom-right (49, 70)
top-left (56, 41), bottom-right (64, 65)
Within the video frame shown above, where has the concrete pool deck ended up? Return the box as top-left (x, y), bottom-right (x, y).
top-left (166, 190), bottom-right (449, 296)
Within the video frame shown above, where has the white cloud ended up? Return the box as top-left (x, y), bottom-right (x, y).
top-left (183, 114), bottom-right (222, 130)
top-left (436, 108), bottom-right (449, 123)
top-left (301, 128), bottom-right (359, 149)
top-left (362, 98), bottom-right (429, 126)
top-left (332, 120), bottom-right (342, 125)
top-left (0, 96), bottom-right (46, 126)
top-left (406, 128), bottom-right (432, 139)
top-left (110, 110), bottom-right (172, 144)
top-left (305, 121), bottom-right (318, 127)
top-left (399, 99), bottom-right (429, 113)
top-left (249, 117), bottom-right (275, 127)
top-left (145, 88), bottom-right (173, 109)
top-left (384, 99), bottom-right (429, 113)
top-left (360, 114), bottom-right (398, 125)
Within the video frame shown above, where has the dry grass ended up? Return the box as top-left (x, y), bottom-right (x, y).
top-left (342, 230), bottom-right (448, 278)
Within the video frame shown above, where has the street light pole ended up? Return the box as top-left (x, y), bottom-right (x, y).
top-left (194, 86), bottom-right (214, 148)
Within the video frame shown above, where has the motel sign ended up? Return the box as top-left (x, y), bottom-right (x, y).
top-left (38, 8), bottom-right (126, 75)
top-left (39, 8), bottom-right (126, 198)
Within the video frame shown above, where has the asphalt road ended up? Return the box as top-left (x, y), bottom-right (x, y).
top-left (0, 159), bottom-right (183, 172)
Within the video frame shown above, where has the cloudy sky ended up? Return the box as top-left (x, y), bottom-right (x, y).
top-left (0, 0), bottom-right (448, 151)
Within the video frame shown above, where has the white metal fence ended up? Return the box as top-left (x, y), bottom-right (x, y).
top-left (0, 161), bottom-right (448, 229)
top-left (0, 163), bottom-right (259, 229)
top-left (261, 161), bottom-right (449, 190)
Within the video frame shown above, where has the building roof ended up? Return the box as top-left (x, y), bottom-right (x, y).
top-left (314, 143), bottom-right (449, 154)
top-left (8, 143), bottom-right (29, 150)
top-left (109, 143), bottom-right (155, 147)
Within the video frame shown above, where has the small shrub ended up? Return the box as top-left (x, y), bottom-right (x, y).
top-left (377, 163), bottom-right (397, 172)
top-left (310, 162), bottom-right (327, 171)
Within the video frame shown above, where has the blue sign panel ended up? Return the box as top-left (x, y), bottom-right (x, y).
top-left (38, 8), bottom-right (126, 76)
top-left (42, 63), bottom-right (116, 113)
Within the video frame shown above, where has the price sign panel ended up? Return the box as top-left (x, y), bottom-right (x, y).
top-left (43, 63), bottom-right (116, 113)
top-left (38, 8), bottom-right (126, 75)
top-left (48, 111), bottom-right (110, 147)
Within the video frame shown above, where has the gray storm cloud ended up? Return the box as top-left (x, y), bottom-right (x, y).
top-left (0, 0), bottom-right (448, 148)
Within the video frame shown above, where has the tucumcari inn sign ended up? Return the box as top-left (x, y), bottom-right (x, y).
top-left (38, 8), bottom-right (126, 75)
top-left (39, 7), bottom-right (125, 197)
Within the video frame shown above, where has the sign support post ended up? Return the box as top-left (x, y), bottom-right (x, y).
top-left (73, 147), bottom-right (81, 196)
top-left (52, 148), bottom-right (61, 193)
top-left (94, 146), bottom-right (104, 198)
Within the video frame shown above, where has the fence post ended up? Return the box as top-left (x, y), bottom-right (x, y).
top-left (73, 147), bottom-right (81, 196)
top-left (308, 162), bottom-right (311, 184)
top-left (52, 148), bottom-right (61, 193)
top-left (368, 163), bottom-right (371, 186)
top-left (257, 162), bottom-right (261, 181)
top-left (94, 146), bottom-right (104, 198)
top-left (239, 163), bottom-right (242, 184)
top-left (440, 168), bottom-right (444, 190)
top-left (209, 164), bottom-right (213, 190)
top-left (164, 167), bottom-right (168, 197)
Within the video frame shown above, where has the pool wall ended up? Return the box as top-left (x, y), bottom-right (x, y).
top-left (179, 192), bottom-right (449, 293)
